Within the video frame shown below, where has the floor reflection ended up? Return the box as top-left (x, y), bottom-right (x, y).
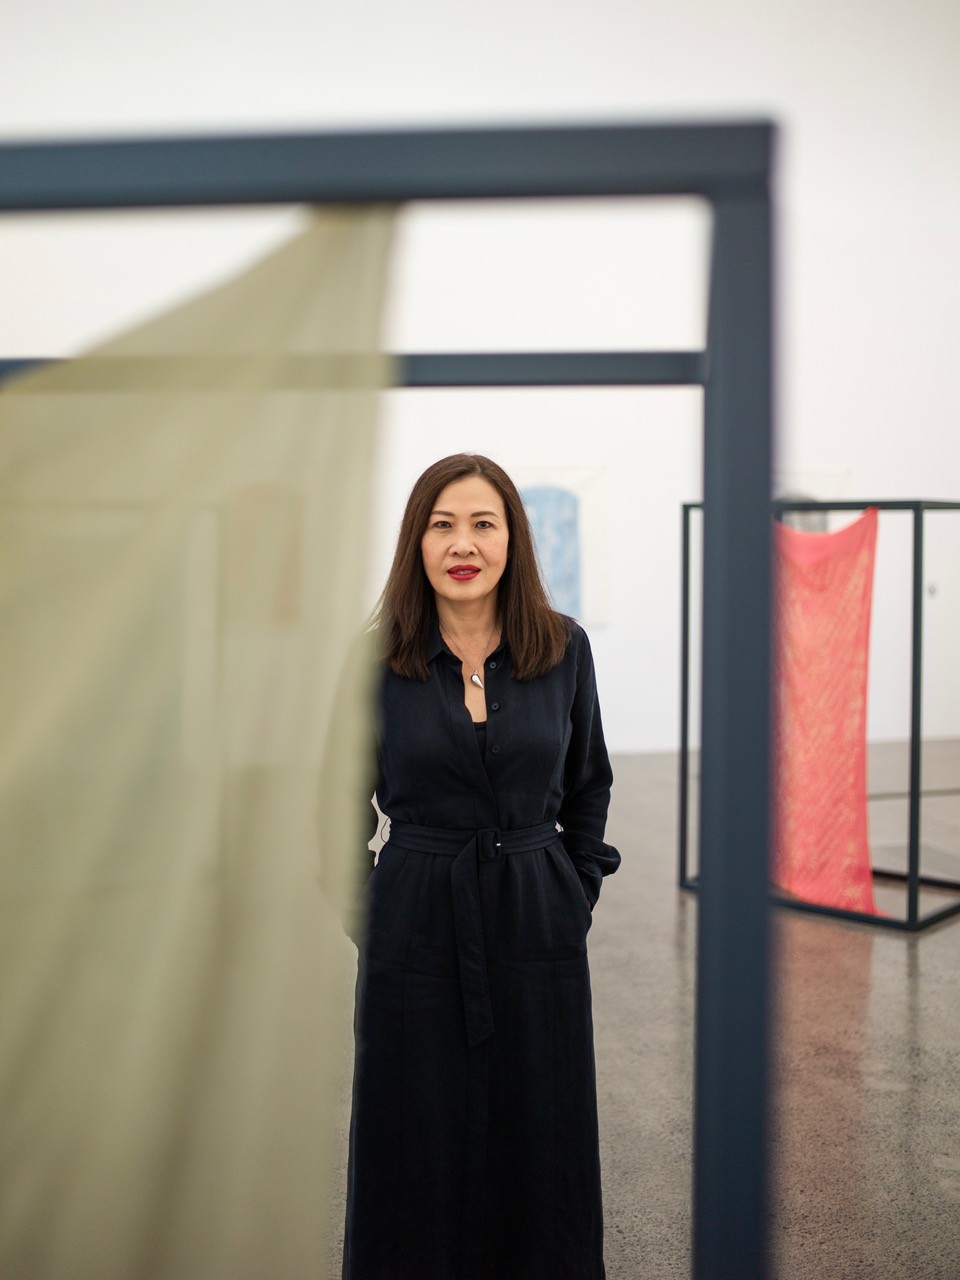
top-left (772, 915), bottom-right (879, 1275)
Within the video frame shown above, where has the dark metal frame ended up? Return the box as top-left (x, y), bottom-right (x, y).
top-left (680, 498), bottom-right (960, 932)
top-left (1, 121), bottom-right (775, 1280)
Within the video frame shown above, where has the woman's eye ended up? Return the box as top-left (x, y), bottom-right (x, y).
top-left (475, 521), bottom-right (493, 529)
top-left (432, 520), bottom-right (451, 529)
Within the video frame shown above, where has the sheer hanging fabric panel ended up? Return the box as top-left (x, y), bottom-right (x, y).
top-left (0, 208), bottom-right (395, 1279)
top-left (772, 508), bottom-right (879, 914)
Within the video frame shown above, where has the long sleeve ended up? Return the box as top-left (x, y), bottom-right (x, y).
top-left (557, 626), bottom-right (621, 907)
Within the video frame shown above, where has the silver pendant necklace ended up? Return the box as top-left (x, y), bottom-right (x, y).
top-left (440, 621), bottom-right (498, 689)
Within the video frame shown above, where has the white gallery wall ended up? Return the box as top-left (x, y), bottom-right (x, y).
top-left (2, 0), bottom-right (958, 752)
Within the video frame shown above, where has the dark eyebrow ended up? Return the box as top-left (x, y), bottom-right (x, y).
top-left (430, 509), bottom-right (501, 519)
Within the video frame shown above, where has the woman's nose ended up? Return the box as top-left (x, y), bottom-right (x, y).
top-left (450, 532), bottom-right (478, 555)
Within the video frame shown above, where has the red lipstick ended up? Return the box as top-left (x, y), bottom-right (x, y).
top-left (447, 565), bottom-right (480, 581)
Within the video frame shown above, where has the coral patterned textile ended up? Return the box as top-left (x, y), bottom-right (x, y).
top-left (772, 508), bottom-right (879, 914)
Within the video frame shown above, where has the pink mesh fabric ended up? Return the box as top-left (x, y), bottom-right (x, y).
top-left (772, 508), bottom-right (879, 914)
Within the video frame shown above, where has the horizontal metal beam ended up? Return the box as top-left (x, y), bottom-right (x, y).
top-left (0, 122), bottom-right (772, 212)
top-left (917, 899), bottom-right (960, 929)
top-left (0, 351), bottom-right (707, 390)
top-left (684, 500), bottom-right (960, 512)
top-left (681, 875), bottom-right (960, 932)
top-left (0, 359), bottom-right (45, 382)
top-left (402, 351), bottom-right (705, 386)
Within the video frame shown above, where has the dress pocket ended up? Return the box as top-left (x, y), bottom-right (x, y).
top-left (363, 844), bottom-right (421, 963)
top-left (552, 842), bottom-right (593, 932)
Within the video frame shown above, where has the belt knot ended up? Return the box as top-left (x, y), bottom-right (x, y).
top-left (385, 819), bottom-right (559, 1048)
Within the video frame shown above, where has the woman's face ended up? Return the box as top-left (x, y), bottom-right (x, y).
top-left (421, 475), bottom-right (510, 612)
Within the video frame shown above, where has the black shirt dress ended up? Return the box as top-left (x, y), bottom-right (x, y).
top-left (343, 618), bottom-right (621, 1280)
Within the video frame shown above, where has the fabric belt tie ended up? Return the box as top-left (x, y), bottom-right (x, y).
top-left (386, 820), bottom-right (560, 1048)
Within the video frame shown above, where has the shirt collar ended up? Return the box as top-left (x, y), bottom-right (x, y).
top-left (426, 616), bottom-right (446, 664)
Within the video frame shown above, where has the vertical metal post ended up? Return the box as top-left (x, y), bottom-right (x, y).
top-left (679, 503), bottom-right (692, 886)
top-left (907, 505), bottom-right (924, 928)
top-left (694, 191), bottom-right (775, 1280)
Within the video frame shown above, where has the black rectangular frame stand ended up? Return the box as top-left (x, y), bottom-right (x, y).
top-left (1, 121), bottom-right (776, 1280)
top-left (680, 498), bottom-right (960, 932)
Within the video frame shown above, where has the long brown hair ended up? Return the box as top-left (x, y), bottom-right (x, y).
top-left (373, 454), bottom-right (570, 680)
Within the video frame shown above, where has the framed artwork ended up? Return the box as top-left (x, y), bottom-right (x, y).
top-left (513, 465), bottom-right (610, 628)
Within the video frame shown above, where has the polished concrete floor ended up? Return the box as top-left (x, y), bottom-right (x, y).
top-left (328, 742), bottom-right (960, 1279)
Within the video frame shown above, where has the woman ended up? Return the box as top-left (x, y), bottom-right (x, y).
top-left (344, 454), bottom-right (620, 1280)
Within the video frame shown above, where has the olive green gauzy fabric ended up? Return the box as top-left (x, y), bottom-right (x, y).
top-left (0, 208), bottom-right (394, 1279)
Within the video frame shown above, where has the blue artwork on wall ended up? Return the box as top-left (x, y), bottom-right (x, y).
top-left (521, 485), bottom-right (582, 619)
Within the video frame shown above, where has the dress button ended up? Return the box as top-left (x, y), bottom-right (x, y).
top-left (491, 744), bottom-right (500, 755)
top-left (488, 661), bottom-right (497, 670)
top-left (491, 702), bottom-right (500, 711)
